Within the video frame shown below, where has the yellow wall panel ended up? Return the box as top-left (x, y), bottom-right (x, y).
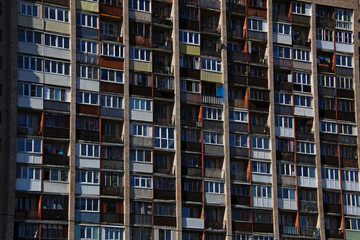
top-left (130, 61), bottom-right (153, 72)
top-left (179, 43), bottom-right (200, 56)
top-left (201, 71), bottom-right (222, 83)
top-left (77, 0), bottom-right (99, 12)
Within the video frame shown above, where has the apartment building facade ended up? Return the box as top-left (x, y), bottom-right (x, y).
top-left (1, 0), bottom-right (360, 239)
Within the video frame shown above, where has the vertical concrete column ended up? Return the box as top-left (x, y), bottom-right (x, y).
top-left (122, 0), bottom-right (131, 239)
top-left (0, 0), bottom-right (18, 239)
top-left (172, 0), bottom-right (182, 239)
top-left (266, 1), bottom-right (280, 239)
top-left (309, 3), bottom-right (326, 239)
top-left (68, 0), bottom-right (77, 239)
top-left (219, 1), bottom-right (232, 239)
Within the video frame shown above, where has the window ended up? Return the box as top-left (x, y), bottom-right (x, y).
top-left (18, 83), bottom-right (43, 98)
top-left (342, 170), bottom-right (359, 183)
top-left (293, 72), bottom-right (311, 92)
top-left (180, 79), bottom-right (200, 93)
top-left (154, 126), bottom-right (174, 149)
top-left (276, 139), bottom-right (294, 152)
top-left (130, 22), bottom-right (150, 37)
top-left (344, 194), bottom-right (360, 207)
top-left (318, 75), bottom-right (335, 88)
top-left (75, 198), bottom-right (99, 212)
top-left (155, 76), bottom-right (173, 90)
top-left (251, 136), bottom-right (269, 150)
top-left (204, 181), bottom-right (224, 194)
top-left (250, 89), bottom-right (269, 101)
top-left (292, 1), bottom-right (308, 15)
top-left (319, 97), bottom-right (335, 110)
top-left (43, 168), bottom-right (68, 182)
top-left (203, 131), bottom-right (223, 145)
top-left (252, 161), bottom-right (271, 174)
top-left (274, 92), bottom-right (292, 105)
top-left (203, 107), bottom-right (222, 120)
top-left (77, 39), bottom-right (98, 54)
top-left (335, 9), bottom-right (352, 30)
top-left (275, 115), bottom-right (293, 128)
top-left (102, 173), bottom-right (122, 187)
top-left (335, 54), bottom-right (352, 67)
top-left (294, 95), bottom-right (312, 107)
top-left (252, 185), bottom-right (271, 198)
top-left (320, 121), bottom-right (337, 134)
top-left (130, 98), bottom-right (152, 111)
top-left (44, 59), bottom-right (70, 75)
top-left (154, 203), bottom-right (175, 216)
top-left (278, 188), bottom-right (296, 199)
top-left (18, 55), bottom-right (43, 71)
top-left (77, 143), bottom-right (100, 158)
top-left (201, 58), bottom-right (221, 72)
top-left (76, 117), bottom-right (99, 131)
top-left (316, 29), bottom-right (334, 41)
top-left (321, 168), bottom-right (339, 180)
top-left (130, 149), bottom-right (152, 163)
top-left (16, 166), bottom-right (41, 180)
top-left (154, 177), bottom-right (175, 191)
top-left (100, 22), bottom-right (114, 36)
top-left (337, 99), bottom-right (354, 112)
top-left (335, 31), bottom-right (352, 44)
top-left (77, 65), bottom-right (98, 79)
top-left (79, 225), bottom-right (98, 240)
top-left (76, 12), bottom-right (98, 28)
top-left (44, 33), bottom-right (69, 49)
top-left (278, 163), bottom-right (295, 176)
top-left (102, 227), bottom-right (124, 240)
top-left (180, 54), bottom-right (200, 69)
top-left (17, 138), bottom-right (42, 153)
top-left (44, 6), bottom-right (69, 22)
top-left (100, 68), bottom-right (123, 83)
top-left (229, 109), bottom-right (248, 122)
top-left (18, 223), bottom-right (40, 239)
top-left (100, 0), bottom-right (122, 6)
top-left (130, 124), bottom-right (152, 137)
top-left (338, 123), bottom-right (356, 135)
top-left (101, 42), bottom-right (124, 58)
top-left (101, 94), bottom-right (123, 109)
top-left (130, 175), bottom-right (152, 188)
top-left (42, 195), bottom-right (65, 210)
top-left (273, 22), bottom-right (291, 35)
top-left (247, 18), bottom-right (265, 31)
top-left (298, 165), bottom-right (316, 178)
top-left (76, 91), bottom-right (99, 105)
top-left (337, 77), bottom-right (353, 90)
top-left (18, 29), bottom-right (42, 44)
top-left (179, 30), bottom-right (200, 45)
top-left (273, 45), bottom-right (291, 59)
top-left (20, 3), bottom-right (38, 17)
top-left (76, 170), bottom-right (99, 184)
top-left (229, 134), bottom-right (248, 148)
top-left (181, 128), bottom-right (200, 142)
top-left (297, 141), bottom-right (315, 154)
top-left (129, 0), bottom-right (151, 12)
top-left (293, 48), bottom-right (309, 61)
top-left (129, 47), bottom-right (151, 62)
top-left (18, 114), bottom-right (33, 128)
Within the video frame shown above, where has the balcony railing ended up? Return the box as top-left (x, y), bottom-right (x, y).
top-left (280, 226), bottom-right (298, 235)
top-left (101, 186), bottom-right (124, 196)
top-left (203, 95), bottom-right (223, 105)
top-left (131, 214), bottom-right (152, 225)
top-left (300, 201), bottom-right (318, 212)
top-left (200, 0), bottom-right (220, 9)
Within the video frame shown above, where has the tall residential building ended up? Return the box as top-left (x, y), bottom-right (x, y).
top-left (1, 0), bottom-right (360, 239)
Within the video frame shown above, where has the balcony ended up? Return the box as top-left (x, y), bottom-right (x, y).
top-left (296, 132), bottom-right (314, 141)
top-left (100, 3), bottom-right (123, 18)
top-left (274, 58), bottom-right (291, 69)
top-left (229, 122), bottom-right (248, 133)
top-left (230, 147), bottom-right (248, 158)
top-left (229, 98), bottom-right (247, 108)
top-left (201, 23), bottom-right (220, 35)
top-left (253, 223), bottom-right (273, 233)
top-left (205, 220), bottom-right (224, 229)
top-left (276, 151), bottom-right (294, 161)
top-left (300, 201), bottom-right (318, 213)
top-left (201, 47), bottom-right (221, 58)
top-left (180, 67), bottom-right (200, 79)
top-left (280, 226), bottom-right (299, 235)
top-left (77, 129), bottom-right (99, 142)
top-left (179, 19), bottom-right (200, 32)
top-left (316, 17), bottom-right (334, 29)
top-left (247, 54), bottom-right (267, 66)
top-left (324, 203), bottom-right (342, 214)
top-left (318, 87), bottom-right (335, 97)
top-left (298, 176), bottom-right (317, 188)
top-left (131, 214), bottom-right (152, 225)
top-left (203, 120), bottom-right (223, 131)
top-left (341, 157), bottom-right (358, 168)
top-left (182, 191), bottom-right (202, 202)
top-left (181, 92), bottom-right (201, 103)
top-left (154, 189), bottom-right (175, 200)
top-left (226, 2), bottom-right (245, 15)
top-left (337, 89), bottom-right (354, 99)
top-left (204, 144), bottom-right (224, 156)
top-left (182, 217), bottom-right (204, 229)
top-left (181, 141), bottom-right (202, 153)
top-left (278, 176), bottom-right (296, 186)
top-left (200, 0), bottom-right (220, 10)
top-left (247, 31), bottom-right (267, 42)
top-left (321, 155), bottom-right (338, 166)
top-left (202, 95), bottom-right (223, 105)
top-left (296, 154), bottom-right (315, 164)
top-left (231, 195), bottom-right (250, 205)
top-left (248, 100), bottom-right (269, 112)
top-left (101, 159), bottom-right (124, 170)
top-left (182, 167), bottom-right (202, 177)
top-left (292, 14), bottom-right (310, 26)
top-left (101, 186), bottom-right (124, 196)
top-left (153, 39), bottom-right (173, 52)
top-left (43, 126), bottom-right (69, 139)
top-left (322, 178), bottom-right (341, 190)
top-left (15, 209), bottom-right (40, 220)
top-left (152, 13), bottom-right (172, 27)
top-left (338, 111), bottom-right (355, 122)
top-left (154, 216), bottom-right (176, 227)
top-left (42, 209), bottom-right (67, 221)
top-left (301, 227), bottom-right (320, 237)
top-left (43, 154), bottom-right (69, 166)
top-left (319, 109), bottom-right (336, 119)
top-left (227, 29), bottom-right (244, 39)
top-left (101, 213), bottom-right (124, 224)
